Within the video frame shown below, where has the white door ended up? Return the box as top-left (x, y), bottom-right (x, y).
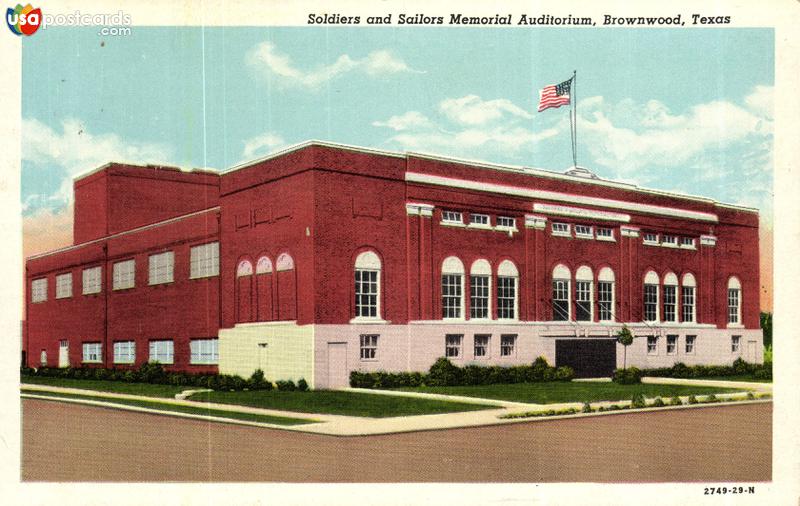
top-left (747, 340), bottom-right (757, 362)
top-left (58, 340), bottom-right (69, 368)
top-left (327, 343), bottom-right (348, 389)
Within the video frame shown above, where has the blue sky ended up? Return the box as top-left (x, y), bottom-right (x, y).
top-left (21, 27), bottom-right (773, 228)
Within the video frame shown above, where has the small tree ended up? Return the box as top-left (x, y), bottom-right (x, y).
top-left (616, 325), bottom-right (634, 370)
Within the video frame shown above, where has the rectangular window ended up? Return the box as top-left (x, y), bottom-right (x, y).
top-left (553, 279), bottom-right (570, 321)
top-left (113, 259), bottom-right (135, 290)
top-left (500, 334), bottom-right (517, 357)
top-left (469, 213), bottom-right (489, 226)
top-left (596, 228), bottom-right (614, 240)
top-left (731, 335), bottom-right (741, 353)
top-left (662, 235), bottom-right (677, 246)
top-left (644, 284), bottom-right (659, 321)
top-left (445, 334), bottom-right (462, 358)
top-left (473, 334), bottom-right (489, 358)
top-left (575, 281), bottom-right (592, 321)
top-left (663, 285), bottom-right (677, 322)
top-left (666, 335), bottom-right (677, 355)
top-left (149, 340), bottom-right (174, 364)
top-left (469, 275), bottom-right (490, 319)
top-left (575, 224), bottom-right (593, 238)
top-left (497, 276), bottom-right (517, 320)
top-left (82, 342), bottom-right (102, 363)
top-left (680, 237), bottom-right (696, 248)
top-left (496, 216), bottom-right (516, 229)
top-left (149, 251), bottom-right (174, 285)
top-left (31, 278), bottom-right (47, 303)
top-left (82, 266), bottom-right (102, 295)
top-left (643, 233), bottom-right (659, 244)
top-left (598, 281), bottom-right (613, 321)
top-left (113, 341), bottom-right (136, 364)
top-left (442, 274), bottom-right (463, 319)
top-left (355, 269), bottom-right (379, 318)
top-left (682, 286), bottom-right (695, 322)
top-left (728, 289), bottom-right (740, 324)
top-left (685, 335), bottom-right (696, 354)
top-left (190, 338), bottom-right (219, 364)
top-left (647, 335), bottom-right (658, 355)
top-left (359, 334), bottom-right (378, 360)
top-left (55, 273), bottom-right (72, 299)
top-left (441, 210), bottom-right (463, 224)
top-left (190, 242), bottom-right (220, 279)
top-left (551, 222), bottom-right (570, 236)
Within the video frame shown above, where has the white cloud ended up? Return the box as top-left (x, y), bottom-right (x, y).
top-left (371, 111), bottom-right (433, 131)
top-left (245, 42), bottom-right (419, 88)
top-left (23, 206), bottom-right (73, 259)
top-left (744, 85), bottom-right (773, 119)
top-left (241, 132), bottom-right (287, 160)
top-left (439, 95), bottom-right (532, 126)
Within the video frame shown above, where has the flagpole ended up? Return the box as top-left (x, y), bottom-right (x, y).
top-left (572, 70), bottom-right (577, 168)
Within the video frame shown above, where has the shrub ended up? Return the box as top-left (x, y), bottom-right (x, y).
top-left (687, 395), bottom-right (698, 405)
top-left (122, 370), bottom-right (139, 383)
top-left (427, 357), bottom-right (462, 386)
top-left (705, 394), bottom-right (718, 403)
top-left (613, 367), bottom-right (642, 385)
top-left (747, 391), bottom-right (756, 400)
top-left (138, 362), bottom-right (166, 383)
top-left (249, 369), bottom-right (269, 390)
top-left (275, 379), bottom-right (296, 391)
top-left (670, 396), bottom-right (683, 406)
top-left (732, 358), bottom-right (752, 375)
top-left (297, 378), bottom-right (309, 391)
top-left (554, 366), bottom-right (575, 382)
top-left (651, 397), bottom-right (665, 407)
top-left (754, 362), bottom-right (772, 380)
top-left (531, 356), bottom-right (549, 381)
top-left (630, 392), bottom-right (647, 409)
top-left (581, 402), bottom-right (593, 413)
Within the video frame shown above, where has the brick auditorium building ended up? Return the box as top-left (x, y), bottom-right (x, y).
top-left (24, 141), bottom-right (763, 388)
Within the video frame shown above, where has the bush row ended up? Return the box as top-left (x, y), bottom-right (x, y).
top-left (21, 363), bottom-right (309, 392)
top-left (639, 358), bottom-right (772, 381)
top-left (612, 367), bottom-right (643, 384)
top-left (350, 356), bottom-right (574, 389)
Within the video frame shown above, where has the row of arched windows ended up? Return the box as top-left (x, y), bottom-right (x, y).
top-left (440, 257), bottom-right (520, 321)
top-left (235, 253), bottom-right (296, 323)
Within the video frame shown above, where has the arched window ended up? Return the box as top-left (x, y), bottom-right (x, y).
top-left (727, 276), bottom-right (741, 324)
top-left (276, 253), bottom-right (294, 271)
top-left (256, 256), bottom-right (273, 274)
top-left (497, 260), bottom-right (519, 320)
top-left (575, 266), bottom-right (593, 322)
top-left (552, 264), bottom-right (571, 321)
top-left (236, 260), bottom-right (253, 277)
top-left (681, 273), bottom-right (696, 323)
top-left (597, 267), bottom-right (615, 321)
top-left (469, 259), bottom-right (491, 320)
top-left (643, 271), bottom-right (659, 322)
top-left (236, 259), bottom-right (254, 323)
top-left (354, 251), bottom-right (382, 319)
top-left (663, 272), bottom-right (678, 322)
top-left (255, 256), bottom-right (274, 322)
top-left (275, 253), bottom-right (296, 321)
top-left (442, 256), bottom-right (465, 319)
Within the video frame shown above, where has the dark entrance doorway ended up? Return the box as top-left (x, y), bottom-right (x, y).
top-left (555, 339), bottom-right (616, 378)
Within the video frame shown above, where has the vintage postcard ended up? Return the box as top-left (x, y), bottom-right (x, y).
top-left (1, 0), bottom-right (798, 504)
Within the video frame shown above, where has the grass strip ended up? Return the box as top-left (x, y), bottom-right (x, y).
top-left (22, 389), bottom-right (314, 426)
top-left (21, 375), bottom-right (186, 397)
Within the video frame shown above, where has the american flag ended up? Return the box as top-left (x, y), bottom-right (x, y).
top-left (538, 78), bottom-right (572, 112)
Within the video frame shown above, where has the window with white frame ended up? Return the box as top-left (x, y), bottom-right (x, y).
top-left (441, 210), bottom-right (463, 224)
top-left (643, 271), bottom-right (659, 322)
top-left (643, 233), bottom-right (659, 244)
top-left (597, 267), bottom-right (615, 321)
top-left (731, 335), bottom-right (741, 353)
top-left (552, 222), bottom-right (570, 236)
top-left (149, 252), bottom-right (174, 285)
top-left (113, 259), bottom-right (135, 290)
top-left (552, 264), bottom-right (571, 321)
top-left (727, 277), bottom-right (741, 324)
top-left (82, 342), bottom-right (102, 363)
top-left (149, 340), bottom-right (174, 364)
top-left (190, 242), bottom-right (220, 279)
top-left (40, 349), bottom-right (47, 366)
top-left (31, 278), bottom-right (47, 303)
top-left (82, 266), bottom-right (102, 295)
top-left (680, 237), bottom-right (696, 248)
top-left (500, 334), bottom-right (517, 356)
top-left (469, 213), bottom-right (489, 226)
top-left (685, 335), bottom-right (696, 354)
top-left (474, 334), bottom-right (489, 358)
top-left (442, 257), bottom-right (464, 319)
top-left (359, 334), bottom-right (378, 360)
top-left (113, 341), bottom-right (136, 364)
top-left (190, 338), bottom-right (219, 364)
top-left (55, 273), bottom-right (72, 299)
top-left (445, 334), bottom-right (462, 358)
top-left (682, 273), bottom-right (696, 322)
top-left (469, 259), bottom-right (491, 320)
top-left (575, 225), bottom-right (593, 238)
top-left (596, 227), bottom-right (614, 240)
top-left (354, 251), bottom-right (381, 319)
top-left (575, 266), bottom-right (593, 321)
top-left (663, 273), bottom-right (678, 322)
top-left (662, 235), bottom-right (677, 246)
top-left (666, 335), bottom-right (677, 355)
top-left (647, 335), bottom-right (658, 355)
top-left (496, 216), bottom-right (516, 229)
top-left (497, 260), bottom-right (519, 320)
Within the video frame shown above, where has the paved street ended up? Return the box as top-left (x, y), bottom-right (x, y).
top-left (22, 399), bottom-right (771, 482)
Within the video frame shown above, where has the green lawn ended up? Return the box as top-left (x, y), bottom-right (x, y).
top-left (21, 375), bottom-right (187, 397)
top-left (22, 389), bottom-right (313, 426)
top-left (690, 376), bottom-right (772, 383)
top-left (394, 382), bottom-right (743, 404)
top-left (189, 390), bottom-right (493, 418)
